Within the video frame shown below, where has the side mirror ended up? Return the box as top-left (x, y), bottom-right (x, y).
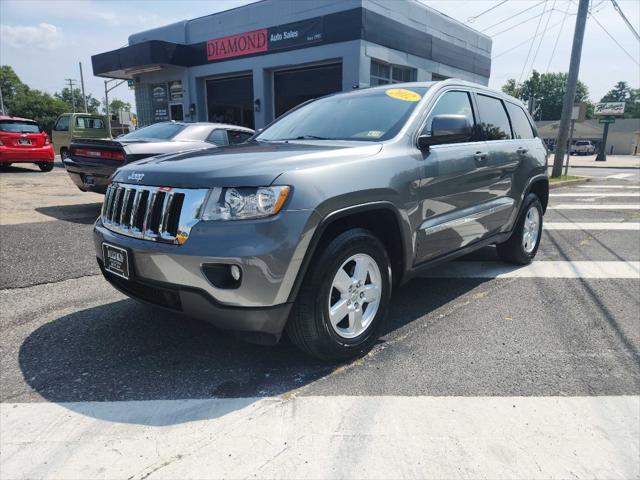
top-left (418, 114), bottom-right (473, 150)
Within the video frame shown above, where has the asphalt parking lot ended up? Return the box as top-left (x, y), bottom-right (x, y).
top-left (1, 161), bottom-right (639, 479)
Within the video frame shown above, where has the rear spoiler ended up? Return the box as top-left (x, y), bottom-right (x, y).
top-left (70, 138), bottom-right (122, 149)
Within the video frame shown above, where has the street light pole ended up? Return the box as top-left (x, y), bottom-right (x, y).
top-left (104, 78), bottom-right (126, 138)
top-left (551, 0), bottom-right (589, 178)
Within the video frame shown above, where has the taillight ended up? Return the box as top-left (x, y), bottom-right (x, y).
top-left (44, 135), bottom-right (50, 145)
top-left (71, 148), bottom-right (125, 161)
top-left (0, 139), bottom-right (3, 146)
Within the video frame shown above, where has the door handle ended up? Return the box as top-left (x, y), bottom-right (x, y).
top-left (517, 147), bottom-right (528, 154)
top-left (474, 151), bottom-right (488, 162)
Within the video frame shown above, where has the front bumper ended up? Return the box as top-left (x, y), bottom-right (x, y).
top-left (0, 145), bottom-right (54, 163)
top-left (63, 158), bottom-right (119, 193)
top-left (94, 209), bottom-right (319, 335)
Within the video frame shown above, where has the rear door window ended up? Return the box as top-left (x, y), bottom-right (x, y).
top-left (207, 129), bottom-right (228, 146)
top-left (75, 117), bottom-right (105, 129)
top-left (476, 94), bottom-right (513, 141)
top-left (54, 116), bottom-right (70, 131)
top-left (228, 130), bottom-right (253, 145)
top-left (505, 103), bottom-right (535, 139)
top-left (423, 90), bottom-right (476, 137)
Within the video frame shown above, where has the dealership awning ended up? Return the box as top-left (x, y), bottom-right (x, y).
top-left (92, 40), bottom-right (197, 79)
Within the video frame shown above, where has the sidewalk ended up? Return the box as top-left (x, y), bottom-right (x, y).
top-left (548, 154), bottom-right (640, 169)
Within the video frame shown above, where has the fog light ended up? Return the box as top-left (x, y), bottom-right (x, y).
top-left (230, 265), bottom-right (241, 281)
top-left (202, 263), bottom-right (242, 289)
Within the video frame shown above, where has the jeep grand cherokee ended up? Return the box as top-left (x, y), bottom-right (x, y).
top-left (94, 80), bottom-right (548, 361)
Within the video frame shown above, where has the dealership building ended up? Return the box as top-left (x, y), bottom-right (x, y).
top-left (92, 0), bottom-right (492, 129)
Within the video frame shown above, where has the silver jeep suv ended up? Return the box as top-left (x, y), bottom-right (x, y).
top-left (95, 80), bottom-right (548, 361)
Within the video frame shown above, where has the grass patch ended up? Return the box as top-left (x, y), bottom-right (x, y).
top-left (549, 175), bottom-right (582, 183)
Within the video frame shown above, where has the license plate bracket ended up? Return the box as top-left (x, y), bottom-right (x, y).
top-left (102, 243), bottom-right (130, 280)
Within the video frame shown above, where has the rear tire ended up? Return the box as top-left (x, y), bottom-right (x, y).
top-left (287, 228), bottom-right (392, 362)
top-left (496, 193), bottom-right (543, 265)
top-left (38, 162), bottom-right (54, 172)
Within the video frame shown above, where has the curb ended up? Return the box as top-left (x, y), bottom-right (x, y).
top-left (549, 177), bottom-right (591, 189)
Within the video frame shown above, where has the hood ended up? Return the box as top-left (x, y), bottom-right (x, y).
top-left (112, 141), bottom-right (383, 188)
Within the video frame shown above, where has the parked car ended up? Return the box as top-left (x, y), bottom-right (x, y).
top-left (52, 113), bottom-right (110, 160)
top-left (94, 80), bottom-right (548, 361)
top-left (571, 140), bottom-right (596, 155)
top-left (64, 122), bottom-right (254, 193)
top-left (0, 116), bottom-right (55, 172)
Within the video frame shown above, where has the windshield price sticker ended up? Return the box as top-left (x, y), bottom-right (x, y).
top-left (385, 89), bottom-right (422, 102)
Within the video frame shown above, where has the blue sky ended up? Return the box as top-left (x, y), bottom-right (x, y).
top-left (1, 0), bottom-right (638, 113)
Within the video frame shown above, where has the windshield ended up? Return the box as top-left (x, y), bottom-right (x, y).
top-left (257, 87), bottom-right (429, 142)
top-left (0, 120), bottom-right (41, 133)
top-left (576, 141), bottom-right (590, 145)
top-left (119, 123), bottom-right (185, 141)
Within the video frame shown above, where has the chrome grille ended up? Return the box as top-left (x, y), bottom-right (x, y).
top-left (101, 183), bottom-right (209, 244)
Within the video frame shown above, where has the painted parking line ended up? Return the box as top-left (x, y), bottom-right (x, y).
top-left (577, 185), bottom-right (640, 189)
top-left (1, 396), bottom-right (638, 479)
top-left (544, 222), bottom-right (640, 230)
top-left (550, 193), bottom-right (640, 197)
top-left (606, 173), bottom-right (636, 180)
top-left (548, 204), bottom-right (640, 210)
top-left (423, 261), bottom-right (640, 279)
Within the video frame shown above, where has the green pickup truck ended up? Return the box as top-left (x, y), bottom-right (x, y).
top-left (52, 113), bottom-right (110, 159)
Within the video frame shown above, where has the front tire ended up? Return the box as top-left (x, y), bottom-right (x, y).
top-left (38, 162), bottom-right (54, 172)
top-left (496, 193), bottom-right (543, 265)
top-left (287, 228), bottom-right (392, 362)
top-left (60, 148), bottom-right (69, 160)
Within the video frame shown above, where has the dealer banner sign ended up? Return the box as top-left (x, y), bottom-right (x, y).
top-left (207, 18), bottom-right (323, 61)
top-left (594, 102), bottom-right (625, 116)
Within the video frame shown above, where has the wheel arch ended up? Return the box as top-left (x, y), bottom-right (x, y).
top-left (524, 175), bottom-right (549, 213)
top-left (287, 202), bottom-right (411, 303)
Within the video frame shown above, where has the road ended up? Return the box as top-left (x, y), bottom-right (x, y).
top-left (1, 162), bottom-right (639, 479)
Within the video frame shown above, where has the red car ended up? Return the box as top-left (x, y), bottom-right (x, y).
top-left (0, 115), bottom-right (55, 172)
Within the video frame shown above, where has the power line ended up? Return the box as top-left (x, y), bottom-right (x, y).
top-left (519, 0), bottom-right (548, 82)
top-left (493, 17), bottom-right (566, 59)
top-left (491, 7), bottom-right (555, 37)
top-left (589, 9), bottom-right (640, 66)
top-left (482, 0), bottom-right (545, 32)
top-left (610, 0), bottom-right (640, 42)
top-left (467, 0), bottom-right (509, 23)
top-left (545, 1), bottom-right (572, 72)
top-left (527, 0), bottom-right (557, 79)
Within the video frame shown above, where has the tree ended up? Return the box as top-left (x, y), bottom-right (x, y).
top-left (54, 87), bottom-right (101, 114)
top-left (106, 98), bottom-right (132, 114)
top-left (0, 65), bottom-right (66, 132)
top-left (501, 71), bottom-right (592, 121)
top-left (9, 88), bottom-right (68, 134)
top-left (600, 81), bottom-right (640, 118)
top-left (0, 65), bottom-right (27, 109)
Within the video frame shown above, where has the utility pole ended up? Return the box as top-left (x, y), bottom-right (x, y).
top-left (65, 78), bottom-right (77, 113)
top-left (79, 62), bottom-right (88, 113)
top-left (551, 0), bottom-right (589, 178)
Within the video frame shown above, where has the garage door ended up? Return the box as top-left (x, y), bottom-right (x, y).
top-left (206, 75), bottom-right (254, 129)
top-left (274, 63), bottom-right (342, 118)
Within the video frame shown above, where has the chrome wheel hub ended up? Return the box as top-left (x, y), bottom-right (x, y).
top-left (328, 253), bottom-right (382, 339)
top-left (522, 205), bottom-right (541, 253)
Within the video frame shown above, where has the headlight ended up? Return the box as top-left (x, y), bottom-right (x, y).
top-left (201, 186), bottom-right (290, 221)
